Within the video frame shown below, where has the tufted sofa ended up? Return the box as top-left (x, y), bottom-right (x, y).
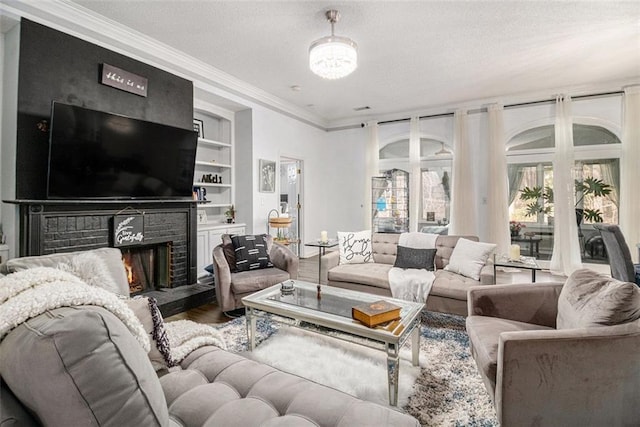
top-left (0, 248), bottom-right (419, 427)
top-left (320, 233), bottom-right (494, 316)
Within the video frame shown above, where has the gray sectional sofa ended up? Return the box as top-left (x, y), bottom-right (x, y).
top-left (320, 233), bottom-right (494, 316)
top-left (0, 248), bottom-right (419, 427)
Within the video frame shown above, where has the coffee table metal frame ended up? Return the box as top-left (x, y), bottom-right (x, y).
top-left (242, 280), bottom-right (424, 406)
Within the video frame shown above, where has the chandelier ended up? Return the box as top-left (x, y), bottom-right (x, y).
top-left (309, 10), bottom-right (358, 80)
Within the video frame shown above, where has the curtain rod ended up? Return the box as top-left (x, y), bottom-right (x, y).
top-left (374, 90), bottom-right (624, 126)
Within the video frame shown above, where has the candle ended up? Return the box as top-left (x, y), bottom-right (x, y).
top-left (509, 244), bottom-right (520, 260)
top-left (320, 230), bottom-right (328, 243)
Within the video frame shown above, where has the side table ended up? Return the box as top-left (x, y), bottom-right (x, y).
top-left (304, 240), bottom-right (338, 295)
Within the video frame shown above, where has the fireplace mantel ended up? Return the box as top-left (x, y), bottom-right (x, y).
top-left (8, 199), bottom-right (213, 316)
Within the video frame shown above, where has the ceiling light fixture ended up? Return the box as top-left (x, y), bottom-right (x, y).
top-left (435, 142), bottom-right (452, 155)
top-left (309, 10), bottom-right (358, 80)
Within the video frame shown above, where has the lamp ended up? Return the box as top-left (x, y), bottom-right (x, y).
top-left (309, 10), bottom-right (358, 80)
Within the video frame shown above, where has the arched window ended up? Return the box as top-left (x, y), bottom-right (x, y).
top-left (379, 137), bottom-right (453, 228)
top-left (507, 123), bottom-right (621, 262)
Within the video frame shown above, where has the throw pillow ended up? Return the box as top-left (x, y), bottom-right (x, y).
top-left (337, 230), bottom-right (374, 264)
top-left (444, 238), bottom-right (496, 280)
top-left (125, 296), bottom-right (173, 370)
top-left (557, 268), bottom-right (640, 329)
top-left (394, 246), bottom-right (437, 271)
top-left (57, 251), bottom-right (123, 295)
top-left (221, 234), bottom-right (237, 272)
top-left (231, 234), bottom-right (273, 272)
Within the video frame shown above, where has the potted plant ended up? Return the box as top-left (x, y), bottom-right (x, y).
top-left (509, 221), bottom-right (525, 237)
top-left (518, 176), bottom-right (612, 225)
top-left (225, 205), bottom-right (236, 224)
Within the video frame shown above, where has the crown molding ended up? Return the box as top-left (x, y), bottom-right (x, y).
top-left (0, 0), bottom-right (329, 129)
top-left (325, 77), bottom-right (639, 131)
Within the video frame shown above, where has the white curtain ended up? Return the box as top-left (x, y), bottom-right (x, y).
top-left (620, 85), bottom-right (640, 263)
top-left (409, 117), bottom-right (421, 232)
top-left (449, 110), bottom-right (476, 235)
top-left (486, 104), bottom-right (510, 255)
top-left (550, 95), bottom-right (582, 276)
top-left (364, 121), bottom-right (379, 229)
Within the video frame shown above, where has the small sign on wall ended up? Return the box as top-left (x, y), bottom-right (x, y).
top-left (101, 63), bottom-right (148, 97)
top-left (113, 215), bottom-right (144, 247)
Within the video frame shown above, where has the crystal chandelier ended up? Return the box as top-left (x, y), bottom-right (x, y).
top-left (309, 10), bottom-right (358, 80)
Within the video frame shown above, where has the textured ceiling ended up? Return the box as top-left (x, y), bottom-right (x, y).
top-left (72, 0), bottom-right (639, 125)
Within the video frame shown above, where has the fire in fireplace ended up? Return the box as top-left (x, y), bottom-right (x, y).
top-left (121, 242), bottom-right (172, 294)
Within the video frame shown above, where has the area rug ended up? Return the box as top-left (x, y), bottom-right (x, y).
top-left (212, 311), bottom-right (498, 426)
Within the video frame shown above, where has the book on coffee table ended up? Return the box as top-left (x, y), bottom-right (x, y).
top-left (352, 300), bottom-right (401, 328)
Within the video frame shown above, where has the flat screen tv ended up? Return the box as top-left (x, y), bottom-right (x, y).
top-left (47, 102), bottom-right (198, 200)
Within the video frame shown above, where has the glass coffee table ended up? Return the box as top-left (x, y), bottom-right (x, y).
top-left (493, 253), bottom-right (542, 283)
top-left (242, 280), bottom-right (424, 406)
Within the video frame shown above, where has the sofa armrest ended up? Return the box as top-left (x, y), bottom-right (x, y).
top-left (468, 282), bottom-right (564, 327)
top-left (479, 263), bottom-right (494, 285)
top-left (270, 242), bottom-right (299, 279)
top-left (320, 250), bottom-right (340, 285)
top-left (212, 245), bottom-right (234, 312)
top-left (497, 323), bottom-right (640, 426)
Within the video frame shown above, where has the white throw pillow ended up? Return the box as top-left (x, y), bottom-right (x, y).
top-left (444, 238), bottom-right (496, 280)
top-left (337, 230), bottom-right (374, 264)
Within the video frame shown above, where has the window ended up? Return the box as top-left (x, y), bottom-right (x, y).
top-left (421, 168), bottom-right (450, 224)
top-left (379, 137), bottom-right (452, 227)
top-left (507, 123), bottom-right (621, 262)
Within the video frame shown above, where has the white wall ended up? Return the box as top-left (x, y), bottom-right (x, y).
top-left (242, 104), bottom-right (345, 258)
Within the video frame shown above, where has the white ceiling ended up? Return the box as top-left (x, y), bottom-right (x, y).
top-left (70, 1), bottom-right (640, 126)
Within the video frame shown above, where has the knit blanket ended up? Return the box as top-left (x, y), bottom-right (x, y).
top-left (0, 267), bottom-right (226, 365)
top-left (0, 267), bottom-right (150, 350)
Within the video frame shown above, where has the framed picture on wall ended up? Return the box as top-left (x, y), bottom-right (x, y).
top-left (193, 119), bottom-right (204, 138)
top-left (259, 159), bottom-right (276, 193)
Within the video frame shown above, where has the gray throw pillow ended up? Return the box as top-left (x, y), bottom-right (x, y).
top-left (557, 268), bottom-right (640, 329)
top-left (394, 246), bottom-right (436, 271)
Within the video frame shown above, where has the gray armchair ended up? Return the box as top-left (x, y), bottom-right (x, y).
top-left (466, 278), bottom-right (640, 426)
top-left (212, 234), bottom-right (298, 313)
top-left (593, 223), bottom-right (640, 285)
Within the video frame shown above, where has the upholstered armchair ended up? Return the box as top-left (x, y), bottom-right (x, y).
top-left (466, 270), bottom-right (640, 426)
top-left (212, 234), bottom-right (298, 314)
top-left (593, 223), bottom-right (640, 285)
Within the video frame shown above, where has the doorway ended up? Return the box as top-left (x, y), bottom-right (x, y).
top-left (279, 157), bottom-right (303, 256)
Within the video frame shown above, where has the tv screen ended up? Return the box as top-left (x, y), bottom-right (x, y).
top-left (47, 102), bottom-right (198, 200)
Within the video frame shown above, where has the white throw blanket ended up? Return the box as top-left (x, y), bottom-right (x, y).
top-left (0, 267), bottom-right (226, 365)
top-left (0, 267), bottom-right (150, 349)
top-left (388, 232), bottom-right (437, 303)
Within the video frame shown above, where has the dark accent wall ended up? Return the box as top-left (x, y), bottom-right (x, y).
top-left (16, 19), bottom-right (194, 199)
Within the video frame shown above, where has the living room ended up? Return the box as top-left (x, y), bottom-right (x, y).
top-left (0, 1), bottom-right (639, 426)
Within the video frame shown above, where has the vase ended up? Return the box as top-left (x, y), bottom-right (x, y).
top-left (511, 231), bottom-right (520, 238)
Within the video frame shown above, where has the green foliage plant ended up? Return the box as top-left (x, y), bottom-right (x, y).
top-left (519, 176), bottom-right (612, 223)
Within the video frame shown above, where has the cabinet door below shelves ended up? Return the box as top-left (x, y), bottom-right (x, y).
top-left (197, 226), bottom-right (247, 278)
top-left (196, 231), bottom-right (209, 277)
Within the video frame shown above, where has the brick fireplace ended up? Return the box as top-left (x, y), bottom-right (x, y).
top-left (14, 200), bottom-right (212, 315)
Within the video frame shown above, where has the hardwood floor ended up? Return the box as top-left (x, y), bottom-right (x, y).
top-left (166, 255), bottom-right (606, 324)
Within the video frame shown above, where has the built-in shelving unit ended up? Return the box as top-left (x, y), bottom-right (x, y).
top-left (193, 99), bottom-right (241, 276)
top-left (193, 100), bottom-right (234, 220)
